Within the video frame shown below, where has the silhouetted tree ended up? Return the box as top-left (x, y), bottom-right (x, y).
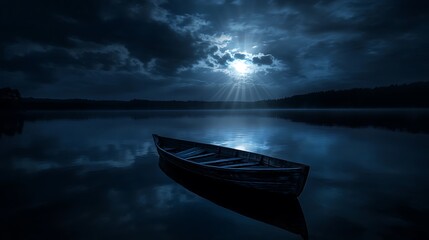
top-left (0, 88), bottom-right (22, 109)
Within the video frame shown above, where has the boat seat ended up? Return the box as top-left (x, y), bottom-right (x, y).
top-left (163, 147), bottom-right (176, 151)
top-left (177, 149), bottom-right (205, 158)
top-left (199, 157), bottom-right (242, 165)
top-left (186, 152), bottom-right (216, 160)
top-left (175, 147), bottom-right (201, 156)
top-left (254, 167), bottom-right (303, 171)
top-left (221, 162), bottom-right (260, 168)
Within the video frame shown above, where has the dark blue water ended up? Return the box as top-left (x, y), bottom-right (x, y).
top-left (1, 110), bottom-right (429, 239)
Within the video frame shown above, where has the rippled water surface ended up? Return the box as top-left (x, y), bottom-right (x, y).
top-left (1, 110), bottom-right (428, 239)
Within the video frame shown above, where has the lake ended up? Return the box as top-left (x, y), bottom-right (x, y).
top-left (1, 109), bottom-right (429, 240)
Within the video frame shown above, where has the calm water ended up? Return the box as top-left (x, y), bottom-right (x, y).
top-left (1, 109), bottom-right (429, 240)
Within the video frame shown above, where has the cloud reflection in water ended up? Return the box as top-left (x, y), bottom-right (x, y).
top-left (0, 110), bottom-right (428, 239)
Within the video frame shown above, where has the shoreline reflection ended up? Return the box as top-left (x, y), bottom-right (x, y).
top-left (0, 112), bottom-right (23, 137)
top-left (10, 109), bottom-right (429, 135)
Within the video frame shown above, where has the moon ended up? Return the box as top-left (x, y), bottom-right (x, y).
top-left (231, 60), bottom-right (252, 75)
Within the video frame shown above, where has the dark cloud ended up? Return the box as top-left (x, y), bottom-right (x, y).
top-left (0, 0), bottom-right (428, 100)
top-left (1, 47), bottom-right (76, 83)
top-left (234, 53), bottom-right (246, 59)
top-left (212, 52), bottom-right (233, 66)
top-left (0, 0), bottom-right (201, 76)
top-left (252, 54), bottom-right (273, 65)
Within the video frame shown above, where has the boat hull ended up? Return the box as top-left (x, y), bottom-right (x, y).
top-left (154, 136), bottom-right (309, 196)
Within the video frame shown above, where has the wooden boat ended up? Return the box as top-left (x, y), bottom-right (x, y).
top-left (159, 157), bottom-right (308, 239)
top-left (153, 134), bottom-right (310, 197)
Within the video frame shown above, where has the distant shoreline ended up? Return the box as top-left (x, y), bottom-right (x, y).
top-left (3, 108), bottom-right (429, 112)
top-left (2, 81), bottom-right (429, 110)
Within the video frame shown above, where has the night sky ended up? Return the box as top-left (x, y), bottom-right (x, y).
top-left (1, 0), bottom-right (428, 100)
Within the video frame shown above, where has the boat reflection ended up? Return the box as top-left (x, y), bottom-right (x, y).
top-left (159, 157), bottom-right (308, 239)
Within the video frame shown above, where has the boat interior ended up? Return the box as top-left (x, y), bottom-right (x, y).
top-left (161, 145), bottom-right (288, 170)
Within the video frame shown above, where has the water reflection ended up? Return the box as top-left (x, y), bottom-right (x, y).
top-left (0, 112), bottom-right (23, 137)
top-left (12, 109), bottom-right (429, 135)
top-left (1, 110), bottom-right (428, 239)
top-left (272, 109), bottom-right (429, 134)
top-left (211, 132), bottom-right (270, 152)
top-left (159, 157), bottom-right (308, 239)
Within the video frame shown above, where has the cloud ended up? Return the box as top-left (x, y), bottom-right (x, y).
top-left (181, 33), bottom-right (284, 81)
top-left (69, 41), bottom-right (149, 73)
top-left (1, 0), bottom-right (428, 100)
top-left (252, 54), bottom-right (274, 65)
top-left (234, 53), bottom-right (246, 59)
top-left (0, 0), bottom-right (213, 98)
top-left (151, 1), bottom-right (210, 35)
top-left (1, 40), bottom-right (154, 84)
top-left (212, 52), bottom-right (233, 66)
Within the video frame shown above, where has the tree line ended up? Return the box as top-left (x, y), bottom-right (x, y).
top-left (1, 81), bottom-right (428, 110)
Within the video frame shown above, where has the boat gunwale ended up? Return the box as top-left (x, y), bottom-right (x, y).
top-left (153, 134), bottom-right (309, 172)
